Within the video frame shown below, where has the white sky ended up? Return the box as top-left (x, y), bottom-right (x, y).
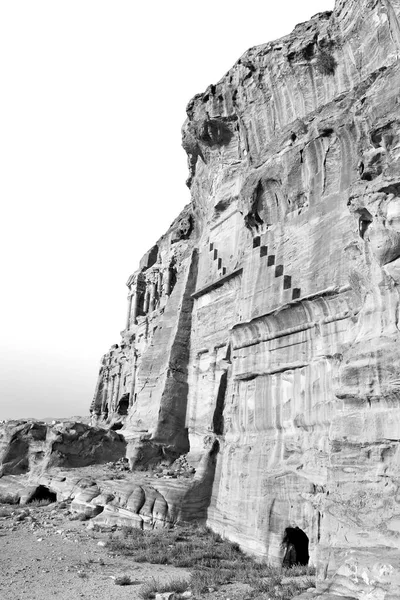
top-left (0, 0), bottom-right (334, 420)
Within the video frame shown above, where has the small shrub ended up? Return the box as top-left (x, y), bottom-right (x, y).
top-left (190, 567), bottom-right (233, 594)
top-left (316, 50), bottom-right (337, 75)
top-left (280, 579), bottom-right (307, 599)
top-left (115, 574), bottom-right (132, 586)
top-left (282, 564), bottom-right (316, 577)
top-left (0, 496), bottom-right (18, 505)
top-left (255, 574), bottom-right (283, 594)
top-left (139, 576), bottom-right (189, 599)
top-left (28, 499), bottom-right (53, 507)
top-left (0, 506), bottom-right (12, 517)
top-left (121, 525), bottom-right (136, 538)
top-left (304, 576), bottom-right (317, 588)
top-left (77, 571), bottom-right (88, 579)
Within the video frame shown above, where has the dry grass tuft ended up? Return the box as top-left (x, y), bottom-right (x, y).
top-left (115, 574), bottom-right (132, 586)
top-left (139, 576), bottom-right (190, 599)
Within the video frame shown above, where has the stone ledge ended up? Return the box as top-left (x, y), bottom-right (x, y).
top-left (191, 267), bottom-right (243, 299)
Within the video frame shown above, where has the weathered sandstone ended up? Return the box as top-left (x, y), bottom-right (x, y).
top-left (0, 421), bottom-right (126, 479)
top-left (88, 0), bottom-right (400, 596)
top-left (3, 1), bottom-right (400, 598)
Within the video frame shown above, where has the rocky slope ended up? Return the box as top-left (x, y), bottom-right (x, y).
top-left (3, 1), bottom-right (400, 598)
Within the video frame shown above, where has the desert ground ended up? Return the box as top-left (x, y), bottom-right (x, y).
top-left (0, 500), bottom-right (316, 600)
top-left (0, 501), bottom-right (190, 600)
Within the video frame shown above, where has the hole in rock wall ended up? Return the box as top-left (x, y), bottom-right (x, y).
top-left (213, 372), bottom-right (228, 435)
top-left (358, 209), bottom-right (373, 239)
top-left (28, 486), bottom-right (57, 504)
top-left (111, 422), bottom-right (123, 431)
top-left (282, 527), bottom-right (309, 567)
top-left (210, 438), bottom-right (220, 457)
top-left (117, 394), bottom-right (129, 416)
top-left (225, 344), bottom-right (231, 362)
top-left (168, 263), bottom-right (177, 295)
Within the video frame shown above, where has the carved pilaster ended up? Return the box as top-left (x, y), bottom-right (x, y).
top-left (143, 285), bottom-right (150, 313)
top-left (149, 282), bottom-right (157, 312)
top-left (129, 350), bottom-right (138, 407)
top-left (165, 267), bottom-right (172, 295)
top-left (101, 371), bottom-right (109, 413)
top-left (113, 368), bottom-right (122, 411)
top-left (126, 294), bottom-right (133, 330)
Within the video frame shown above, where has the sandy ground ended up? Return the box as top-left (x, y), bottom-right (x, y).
top-left (0, 502), bottom-right (191, 600)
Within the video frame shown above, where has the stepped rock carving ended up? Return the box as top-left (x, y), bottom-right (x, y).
top-left (3, 1), bottom-right (400, 597)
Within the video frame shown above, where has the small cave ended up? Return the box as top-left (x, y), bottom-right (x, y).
top-left (27, 485), bottom-right (57, 504)
top-left (316, 49), bottom-right (337, 76)
top-left (358, 208), bottom-right (373, 239)
top-left (110, 422), bottom-right (123, 431)
top-left (117, 394), bottom-right (130, 416)
top-left (282, 527), bottom-right (309, 567)
top-left (92, 505), bottom-right (105, 516)
top-left (213, 372), bottom-right (228, 435)
top-left (250, 181), bottom-right (265, 225)
top-left (301, 42), bottom-right (315, 61)
top-left (210, 438), bottom-right (220, 458)
top-left (168, 264), bottom-right (177, 295)
top-left (198, 118), bottom-right (233, 146)
top-left (171, 214), bottom-right (193, 243)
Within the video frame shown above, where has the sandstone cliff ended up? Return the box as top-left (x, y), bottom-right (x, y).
top-left (3, 1), bottom-right (400, 598)
top-left (90, 0), bottom-right (400, 590)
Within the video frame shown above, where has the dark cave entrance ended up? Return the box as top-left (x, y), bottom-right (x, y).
top-left (213, 371), bottom-right (227, 435)
top-left (117, 394), bottom-right (129, 416)
top-left (282, 526), bottom-right (309, 567)
top-left (110, 422), bottom-right (123, 431)
top-left (28, 485), bottom-right (57, 504)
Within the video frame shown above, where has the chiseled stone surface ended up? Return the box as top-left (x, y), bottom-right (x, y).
top-left (3, 1), bottom-right (400, 598)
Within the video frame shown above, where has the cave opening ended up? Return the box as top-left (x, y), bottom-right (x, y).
top-left (110, 422), bottom-right (123, 431)
top-left (282, 526), bottom-right (309, 567)
top-left (213, 372), bottom-right (227, 435)
top-left (28, 485), bottom-right (57, 504)
top-left (358, 208), bottom-right (373, 239)
top-left (117, 394), bottom-right (129, 416)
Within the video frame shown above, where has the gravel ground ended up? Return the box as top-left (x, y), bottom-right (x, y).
top-left (0, 502), bottom-right (190, 600)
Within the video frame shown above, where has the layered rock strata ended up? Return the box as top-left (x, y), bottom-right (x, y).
top-left (90, 2), bottom-right (400, 592)
top-left (3, 0), bottom-right (400, 598)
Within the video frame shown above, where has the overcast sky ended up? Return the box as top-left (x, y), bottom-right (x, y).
top-left (0, 0), bottom-right (334, 420)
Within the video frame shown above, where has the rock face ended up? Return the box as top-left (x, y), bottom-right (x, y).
top-left (0, 421), bottom-right (126, 479)
top-left (4, 0), bottom-right (397, 597)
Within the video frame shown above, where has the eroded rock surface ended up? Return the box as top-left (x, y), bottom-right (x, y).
top-left (0, 421), bottom-right (126, 479)
top-left (86, 1), bottom-right (400, 597)
top-left (3, 1), bottom-right (400, 598)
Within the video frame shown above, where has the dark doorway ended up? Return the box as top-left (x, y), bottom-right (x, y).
top-left (117, 394), bottom-right (129, 416)
top-left (213, 372), bottom-right (227, 435)
top-left (28, 485), bottom-right (57, 504)
top-left (282, 526), bottom-right (309, 567)
top-left (110, 422), bottom-right (123, 431)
